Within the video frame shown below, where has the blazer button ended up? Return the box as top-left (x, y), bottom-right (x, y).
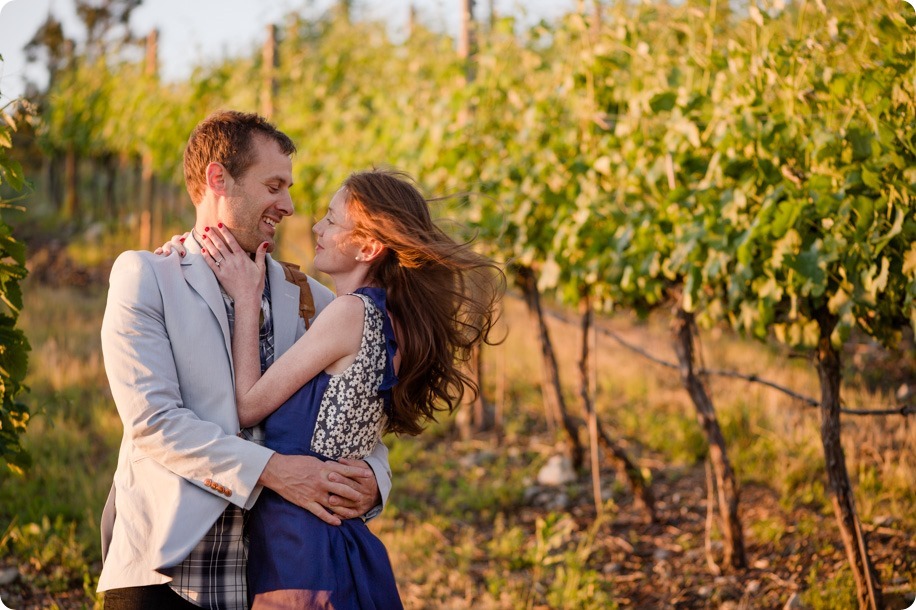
top-left (225, 489), bottom-right (232, 497)
top-left (204, 479), bottom-right (213, 487)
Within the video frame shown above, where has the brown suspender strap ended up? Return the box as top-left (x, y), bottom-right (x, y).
top-left (278, 260), bottom-right (316, 329)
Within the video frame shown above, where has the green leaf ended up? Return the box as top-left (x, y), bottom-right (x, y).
top-left (828, 287), bottom-right (851, 316)
top-left (538, 258), bottom-right (561, 292)
top-left (830, 75), bottom-right (850, 98)
top-left (770, 201), bottom-right (800, 238)
top-left (792, 250), bottom-right (827, 296)
top-left (903, 243), bottom-right (916, 277)
top-left (871, 206), bottom-right (904, 255)
top-left (853, 196), bottom-right (875, 235)
top-left (594, 156), bottom-right (611, 176)
top-left (847, 128), bottom-right (873, 161)
top-left (0, 233), bottom-right (26, 265)
top-left (4, 159), bottom-right (25, 192)
top-left (861, 257), bottom-right (890, 296)
top-left (861, 167), bottom-right (881, 190)
top-left (649, 91), bottom-right (677, 113)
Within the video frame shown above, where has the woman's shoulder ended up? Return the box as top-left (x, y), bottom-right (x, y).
top-left (313, 292), bottom-right (368, 327)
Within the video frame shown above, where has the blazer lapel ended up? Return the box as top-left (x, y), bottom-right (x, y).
top-left (181, 235), bottom-right (233, 364)
top-left (267, 255), bottom-right (299, 357)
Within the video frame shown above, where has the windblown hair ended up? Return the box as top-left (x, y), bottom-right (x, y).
top-left (343, 169), bottom-right (505, 436)
top-left (183, 110), bottom-right (296, 204)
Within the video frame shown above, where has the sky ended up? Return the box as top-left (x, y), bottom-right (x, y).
top-left (0, 0), bottom-right (574, 105)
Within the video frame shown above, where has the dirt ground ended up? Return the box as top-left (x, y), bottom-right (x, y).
top-left (540, 464), bottom-right (915, 609)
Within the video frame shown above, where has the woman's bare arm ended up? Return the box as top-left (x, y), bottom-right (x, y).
top-left (200, 228), bottom-right (363, 427)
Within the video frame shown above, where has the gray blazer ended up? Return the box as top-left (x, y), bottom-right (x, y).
top-left (97, 236), bottom-right (391, 590)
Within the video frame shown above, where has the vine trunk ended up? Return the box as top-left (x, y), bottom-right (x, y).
top-left (672, 307), bottom-right (747, 571)
top-left (814, 311), bottom-right (883, 610)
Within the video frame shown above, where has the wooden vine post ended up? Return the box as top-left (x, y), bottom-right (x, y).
top-left (454, 0), bottom-right (488, 438)
top-left (138, 29), bottom-right (159, 250)
top-left (578, 286), bottom-right (656, 521)
top-left (578, 287), bottom-right (603, 513)
top-left (407, 4), bottom-right (417, 38)
top-left (63, 144), bottom-right (79, 220)
top-left (260, 24), bottom-right (278, 120)
top-left (457, 0), bottom-right (475, 67)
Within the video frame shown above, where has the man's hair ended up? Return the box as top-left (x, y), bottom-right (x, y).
top-left (183, 110), bottom-right (296, 204)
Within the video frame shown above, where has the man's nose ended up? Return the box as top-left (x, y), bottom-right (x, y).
top-left (278, 193), bottom-right (294, 216)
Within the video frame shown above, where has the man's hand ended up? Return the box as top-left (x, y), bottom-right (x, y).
top-left (258, 454), bottom-right (378, 525)
top-left (328, 458), bottom-right (382, 517)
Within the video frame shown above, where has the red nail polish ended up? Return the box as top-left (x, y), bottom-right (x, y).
top-left (202, 248), bottom-right (207, 254)
top-left (218, 222), bottom-right (223, 228)
top-left (202, 234), bottom-right (208, 239)
top-left (180, 237), bottom-right (186, 243)
top-left (204, 226), bottom-right (210, 232)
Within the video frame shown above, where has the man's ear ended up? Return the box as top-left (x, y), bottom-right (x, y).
top-left (206, 162), bottom-right (232, 196)
top-left (359, 239), bottom-right (386, 263)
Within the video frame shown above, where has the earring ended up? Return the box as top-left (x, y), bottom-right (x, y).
top-left (355, 255), bottom-right (362, 261)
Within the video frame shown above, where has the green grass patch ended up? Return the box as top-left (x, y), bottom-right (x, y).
top-left (800, 562), bottom-right (858, 610)
top-left (750, 516), bottom-right (788, 546)
top-left (616, 404), bottom-right (707, 466)
top-left (2, 515), bottom-right (98, 596)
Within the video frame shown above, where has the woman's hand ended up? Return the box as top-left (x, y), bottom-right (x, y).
top-left (200, 225), bottom-right (268, 305)
top-left (154, 233), bottom-right (189, 257)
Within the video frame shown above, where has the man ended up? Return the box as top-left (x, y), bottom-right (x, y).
top-left (98, 110), bottom-right (391, 609)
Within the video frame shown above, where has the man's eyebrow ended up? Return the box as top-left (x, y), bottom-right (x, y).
top-left (266, 175), bottom-right (293, 187)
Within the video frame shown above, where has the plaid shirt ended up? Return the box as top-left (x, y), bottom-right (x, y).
top-left (168, 269), bottom-right (274, 609)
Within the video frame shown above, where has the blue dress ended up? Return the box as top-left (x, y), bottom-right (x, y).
top-left (247, 287), bottom-right (403, 609)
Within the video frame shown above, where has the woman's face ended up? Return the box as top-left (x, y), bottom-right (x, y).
top-left (312, 188), bottom-right (362, 275)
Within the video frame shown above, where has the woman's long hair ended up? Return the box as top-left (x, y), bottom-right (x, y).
top-left (343, 169), bottom-right (505, 436)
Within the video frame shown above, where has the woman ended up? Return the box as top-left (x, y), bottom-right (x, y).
top-left (187, 169), bottom-right (502, 609)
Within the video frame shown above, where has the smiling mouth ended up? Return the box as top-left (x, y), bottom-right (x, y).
top-left (263, 217), bottom-right (277, 228)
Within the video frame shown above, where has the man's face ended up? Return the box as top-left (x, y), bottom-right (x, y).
top-left (220, 134), bottom-right (294, 253)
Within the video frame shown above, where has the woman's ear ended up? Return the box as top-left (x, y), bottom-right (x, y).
top-left (206, 162), bottom-right (231, 196)
top-left (359, 239), bottom-right (386, 263)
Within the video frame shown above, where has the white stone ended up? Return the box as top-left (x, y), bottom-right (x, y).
top-left (536, 455), bottom-right (576, 486)
top-left (0, 567), bottom-right (19, 586)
